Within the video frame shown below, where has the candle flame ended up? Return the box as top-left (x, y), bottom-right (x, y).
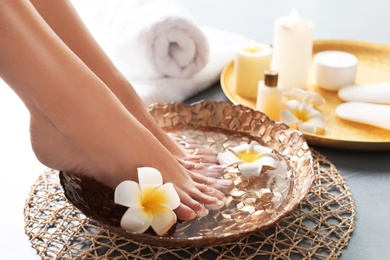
top-left (245, 40), bottom-right (260, 53)
top-left (290, 8), bottom-right (300, 25)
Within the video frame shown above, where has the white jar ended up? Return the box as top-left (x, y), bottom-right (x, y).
top-left (314, 51), bottom-right (358, 91)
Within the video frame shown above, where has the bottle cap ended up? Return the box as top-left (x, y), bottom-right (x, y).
top-left (264, 70), bottom-right (279, 87)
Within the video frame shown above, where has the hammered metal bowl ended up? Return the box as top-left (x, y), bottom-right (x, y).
top-left (60, 101), bottom-right (314, 247)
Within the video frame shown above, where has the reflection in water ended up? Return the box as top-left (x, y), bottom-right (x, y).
top-left (170, 128), bottom-right (293, 239)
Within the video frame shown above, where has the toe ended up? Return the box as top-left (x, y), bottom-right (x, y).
top-left (174, 203), bottom-right (197, 221)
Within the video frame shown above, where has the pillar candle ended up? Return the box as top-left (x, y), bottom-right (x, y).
top-left (271, 9), bottom-right (314, 90)
top-left (235, 41), bottom-right (272, 99)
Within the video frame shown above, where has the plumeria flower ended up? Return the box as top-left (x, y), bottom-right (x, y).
top-left (114, 167), bottom-right (180, 236)
top-left (281, 99), bottom-right (325, 134)
top-left (281, 88), bottom-right (326, 135)
top-left (283, 88), bottom-right (325, 107)
top-left (217, 141), bottom-right (279, 178)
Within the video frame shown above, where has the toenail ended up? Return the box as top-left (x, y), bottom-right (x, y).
top-left (194, 163), bottom-right (204, 169)
top-left (178, 141), bottom-right (190, 148)
top-left (216, 179), bottom-right (233, 187)
top-left (205, 186), bottom-right (215, 193)
top-left (188, 211), bottom-right (197, 220)
top-left (197, 207), bottom-right (209, 217)
top-left (216, 200), bottom-right (225, 207)
top-left (206, 178), bottom-right (215, 185)
top-left (207, 165), bottom-right (225, 172)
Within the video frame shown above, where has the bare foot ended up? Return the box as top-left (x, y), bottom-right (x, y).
top-left (168, 134), bottom-right (219, 165)
top-left (0, 0), bottom-right (227, 223)
top-left (28, 106), bottom-right (224, 221)
top-left (167, 134), bottom-right (233, 194)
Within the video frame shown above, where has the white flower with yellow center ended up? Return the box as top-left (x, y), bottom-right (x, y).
top-left (114, 167), bottom-right (180, 236)
top-left (218, 141), bottom-right (279, 178)
top-left (281, 88), bottom-right (325, 135)
top-left (283, 88), bottom-right (325, 107)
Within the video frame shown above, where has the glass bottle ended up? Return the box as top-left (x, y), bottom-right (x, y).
top-left (256, 70), bottom-right (282, 121)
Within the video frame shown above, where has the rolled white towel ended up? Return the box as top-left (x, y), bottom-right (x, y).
top-left (109, 1), bottom-right (209, 79)
top-left (71, 0), bottom-right (249, 105)
top-left (130, 27), bottom-right (249, 105)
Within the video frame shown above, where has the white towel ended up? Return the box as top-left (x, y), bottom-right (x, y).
top-left (112, 1), bottom-right (209, 79)
top-left (130, 27), bottom-right (249, 104)
top-left (71, 0), bottom-right (249, 105)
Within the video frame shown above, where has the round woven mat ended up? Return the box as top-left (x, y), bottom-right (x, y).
top-left (24, 149), bottom-right (355, 260)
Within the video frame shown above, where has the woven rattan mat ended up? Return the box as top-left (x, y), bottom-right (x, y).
top-left (24, 149), bottom-right (355, 259)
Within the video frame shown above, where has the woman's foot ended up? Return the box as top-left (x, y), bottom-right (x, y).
top-left (168, 134), bottom-right (233, 193)
top-left (28, 106), bottom-right (225, 221)
top-left (0, 0), bottom-right (229, 222)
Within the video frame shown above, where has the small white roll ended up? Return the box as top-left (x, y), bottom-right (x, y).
top-left (338, 83), bottom-right (390, 105)
top-left (336, 102), bottom-right (390, 130)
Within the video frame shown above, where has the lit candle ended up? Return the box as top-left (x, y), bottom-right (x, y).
top-left (235, 41), bottom-right (272, 99)
top-left (271, 9), bottom-right (314, 90)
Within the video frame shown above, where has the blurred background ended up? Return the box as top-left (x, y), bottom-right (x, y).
top-left (180, 0), bottom-right (390, 45)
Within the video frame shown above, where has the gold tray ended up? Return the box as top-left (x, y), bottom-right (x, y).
top-left (60, 101), bottom-right (314, 247)
top-left (221, 40), bottom-right (390, 151)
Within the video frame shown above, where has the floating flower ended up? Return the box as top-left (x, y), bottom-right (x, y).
top-left (114, 167), bottom-right (180, 236)
top-left (218, 141), bottom-right (279, 178)
top-left (281, 88), bottom-right (326, 135)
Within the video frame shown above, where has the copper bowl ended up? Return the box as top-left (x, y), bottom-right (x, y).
top-left (60, 101), bottom-right (314, 247)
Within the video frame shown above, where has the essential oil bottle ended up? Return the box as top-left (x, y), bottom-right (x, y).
top-left (256, 70), bottom-right (282, 121)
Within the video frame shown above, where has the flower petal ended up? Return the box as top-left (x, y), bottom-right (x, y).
top-left (259, 155), bottom-right (278, 169)
top-left (229, 143), bottom-right (250, 155)
top-left (306, 114), bottom-right (325, 127)
top-left (251, 142), bottom-right (273, 154)
top-left (138, 167), bottom-right (163, 197)
top-left (217, 150), bottom-right (240, 165)
top-left (284, 99), bottom-right (301, 110)
top-left (305, 92), bottom-right (325, 107)
top-left (144, 183), bottom-right (180, 210)
top-left (283, 88), bottom-right (308, 103)
top-left (302, 104), bottom-right (321, 116)
top-left (302, 117), bottom-right (325, 134)
top-left (298, 122), bottom-right (317, 134)
top-left (281, 109), bottom-right (299, 125)
top-left (114, 180), bottom-right (143, 208)
top-left (150, 204), bottom-right (177, 235)
top-left (238, 162), bottom-right (263, 178)
top-left (120, 207), bottom-right (153, 234)
top-left (283, 88), bottom-right (325, 107)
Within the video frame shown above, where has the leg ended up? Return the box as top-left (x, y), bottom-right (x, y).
top-left (0, 0), bottom-right (223, 220)
top-left (29, 0), bottom-right (217, 168)
top-left (29, 0), bottom-right (230, 191)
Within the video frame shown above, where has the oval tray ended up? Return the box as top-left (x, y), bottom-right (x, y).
top-left (60, 101), bottom-right (314, 247)
top-left (221, 40), bottom-right (390, 151)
